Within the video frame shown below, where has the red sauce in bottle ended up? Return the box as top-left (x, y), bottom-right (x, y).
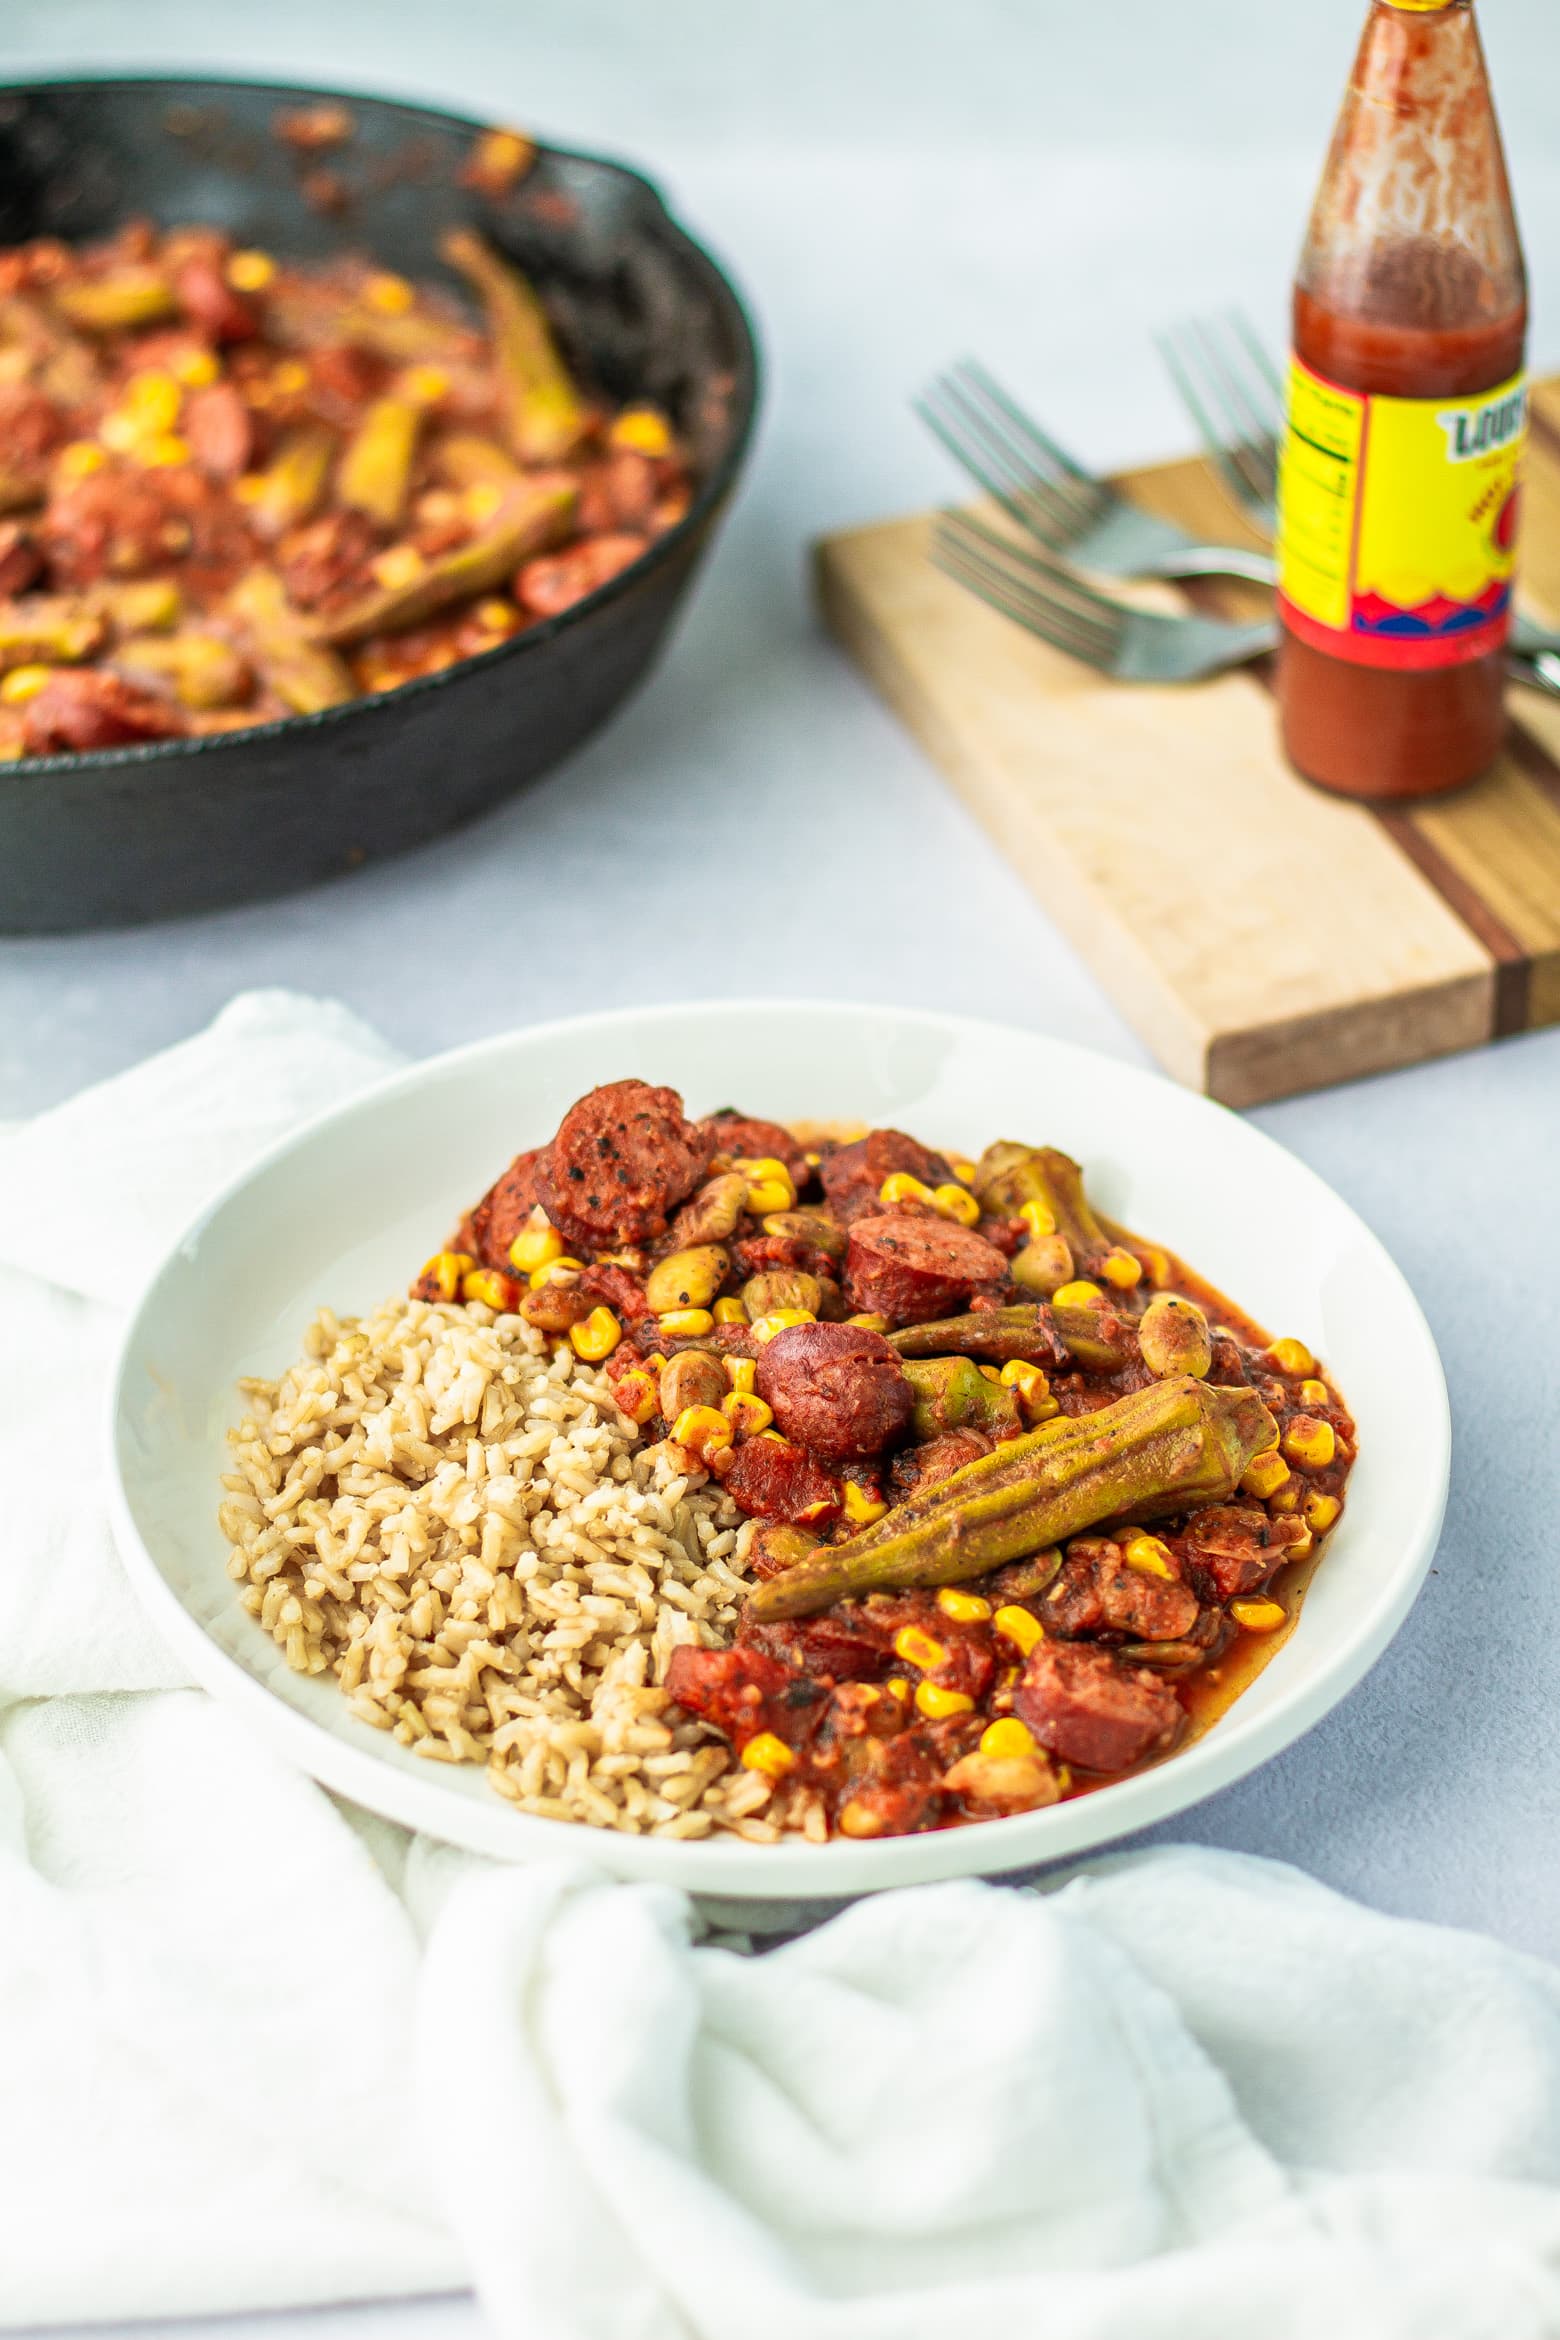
top-left (1276, 2), bottom-right (1527, 801)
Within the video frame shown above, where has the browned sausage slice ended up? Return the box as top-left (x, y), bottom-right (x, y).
top-left (845, 1215), bottom-right (1010, 1325)
top-left (699, 1111), bottom-right (810, 1182)
top-left (463, 1145), bottom-right (553, 1270)
top-left (722, 1436), bottom-right (840, 1525)
top-left (754, 1321), bottom-right (913, 1464)
top-left (820, 1128), bottom-right (954, 1223)
top-left (1014, 1642), bottom-right (1182, 1772)
top-left (540, 1080), bottom-right (714, 1249)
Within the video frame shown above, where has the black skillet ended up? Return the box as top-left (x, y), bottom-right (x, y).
top-left (0, 78), bottom-right (760, 933)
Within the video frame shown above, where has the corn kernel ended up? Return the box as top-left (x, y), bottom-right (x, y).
top-left (1241, 1448), bottom-right (1292, 1501)
top-left (1230, 1598), bottom-right (1288, 1634)
top-left (137, 433), bottom-right (191, 468)
top-left (1053, 1280), bottom-right (1105, 1309)
top-left (1300, 1378), bottom-right (1331, 1410)
top-left (999, 1359), bottom-right (1053, 1420)
top-left (0, 664), bottom-right (55, 705)
top-left (57, 439), bottom-right (107, 478)
top-left (608, 405), bottom-right (673, 456)
top-left (1100, 1247), bottom-right (1143, 1289)
top-left (978, 1363), bottom-right (1003, 1384)
top-left (740, 1731), bottom-right (794, 1777)
top-left (464, 480), bottom-right (505, 524)
top-left (916, 1680), bottom-right (974, 1720)
top-left (893, 1625), bottom-right (948, 1671)
top-left (417, 1249), bottom-right (473, 1302)
top-left (1304, 1491), bottom-right (1341, 1534)
top-left (402, 364), bottom-right (451, 406)
top-left (1123, 1534), bottom-right (1176, 1580)
top-left (570, 1306), bottom-right (621, 1361)
top-left (937, 1586), bottom-right (992, 1623)
top-left (227, 249), bottom-right (276, 291)
top-left (838, 1798), bottom-right (882, 1837)
top-left (932, 1182), bottom-right (981, 1227)
top-left (795, 1490), bottom-right (841, 1526)
top-left (1019, 1198), bottom-right (1056, 1239)
top-left (1269, 1336), bottom-right (1315, 1377)
top-left (1141, 1247), bottom-right (1173, 1287)
top-left (1270, 1483), bottom-right (1302, 1513)
top-left (842, 1480), bottom-right (888, 1527)
top-left (365, 270), bottom-right (414, 313)
top-left (461, 1267), bottom-right (521, 1311)
top-left (980, 1717), bottom-right (1037, 1760)
top-left (886, 1676), bottom-right (910, 1701)
top-left (123, 370), bottom-right (182, 430)
top-left (1283, 1415), bottom-right (1336, 1471)
top-left (113, 579), bottom-right (183, 630)
top-left (724, 1356), bottom-right (757, 1394)
top-left (749, 1308), bottom-right (815, 1343)
top-left (467, 126), bottom-right (535, 187)
top-left (98, 409), bottom-right (141, 452)
top-left (612, 1367), bottom-right (658, 1426)
top-left (271, 359), bottom-right (310, 397)
top-left (734, 1155), bottom-right (796, 1214)
top-left (529, 1256), bottom-right (584, 1288)
top-left (847, 1313), bottom-right (892, 1333)
top-left (671, 1404), bottom-right (734, 1461)
top-left (642, 1353), bottom-right (668, 1375)
top-left (173, 347), bottom-right (220, 387)
top-left (994, 1604), bottom-right (1044, 1656)
top-left (879, 1171), bottom-right (933, 1207)
top-left (951, 1160), bottom-right (978, 1185)
top-left (507, 1216), bottom-right (563, 1273)
top-left (713, 1296), bottom-right (749, 1325)
top-left (371, 544), bottom-right (426, 590)
top-left (658, 1307), bottom-right (714, 1338)
top-left (722, 1390), bottom-right (773, 1436)
top-left (474, 596), bottom-right (519, 635)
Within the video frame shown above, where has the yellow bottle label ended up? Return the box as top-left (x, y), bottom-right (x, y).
top-left (1277, 355), bottom-right (1526, 670)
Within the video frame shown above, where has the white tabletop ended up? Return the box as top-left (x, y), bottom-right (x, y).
top-left (5, 2), bottom-right (1559, 2332)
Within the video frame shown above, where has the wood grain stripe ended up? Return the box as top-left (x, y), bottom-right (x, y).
top-left (1507, 719), bottom-right (1560, 818)
top-left (1527, 400), bottom-right (1560, 470)
top-left (1372, 808), bottom-right (1530, 1035)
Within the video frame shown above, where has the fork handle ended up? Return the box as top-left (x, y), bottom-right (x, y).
top-left (1144, 545), bottom-right (1278, 586)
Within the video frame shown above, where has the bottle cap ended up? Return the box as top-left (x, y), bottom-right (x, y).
top-left (1382, 2), bottom-right (1458, 11)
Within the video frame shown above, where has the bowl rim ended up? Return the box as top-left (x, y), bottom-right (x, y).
top-left (0, 70), bottom-right (761, 784)
top-left (105, 997), bottom-right (1451, 1901)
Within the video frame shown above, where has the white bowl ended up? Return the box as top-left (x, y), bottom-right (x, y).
top-left (108, 1000), bottom-right (1448, 1920)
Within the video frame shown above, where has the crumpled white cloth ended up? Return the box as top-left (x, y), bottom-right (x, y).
top-left (4, 991), bottom-right (1560, 2339)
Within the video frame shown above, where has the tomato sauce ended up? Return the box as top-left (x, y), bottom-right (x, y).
top-left (1276, 1), bottom-right (1527, 801)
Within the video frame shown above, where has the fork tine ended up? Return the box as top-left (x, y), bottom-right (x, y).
top-left (916, 384), bottom-right (1082, 549)
top-left (944, 512), bottom-right (1128, 627)
top-left (933, 537), bottom-right (1119, 669)
top-left (954, 360), bottom-right (1095, 489)
top-left (1194, 317), bottom-right (1281, 502)
top-left (934, 517), bottom-right (1125, 661)
top-left (1158, 321), bottom-right (1276, 515)
top-left (1229, 311), bottom-right (1285, 422)
top-left (924, 369), bottom-right (1105, 542)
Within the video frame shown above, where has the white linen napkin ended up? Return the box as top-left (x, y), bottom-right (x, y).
top-left (4, 990), bottom-right (1560, 2338)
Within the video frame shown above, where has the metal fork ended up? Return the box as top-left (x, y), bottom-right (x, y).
top-left (1156, 313), bottom-right (1282, 533)
top-left (932, 510), bottom-right (1560, 698)
top-left (932, 512), bottom-right (1275, 683)
top-left (917, 358), bottom-right (1275, 586)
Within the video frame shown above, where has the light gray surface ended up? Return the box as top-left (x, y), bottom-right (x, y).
top-left (4, 2), bottom-right (1559, 2329)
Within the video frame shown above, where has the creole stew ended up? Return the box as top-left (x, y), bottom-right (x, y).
top-left (414, 1081), bottom-right (1356, 1841)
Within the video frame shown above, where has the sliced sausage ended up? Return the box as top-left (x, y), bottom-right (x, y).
top-left (845, 1215), bottom-right (1010, 1326)
top-left (754, 1321), bottom-right (914, 1465)
top-left (21, 669), bottom-right (185, 754)
top-left (1041, 1539), bottom-right (1200, 1643)
top-left (464, 1145), bottom-right (553, 1271)
top-left (699, 1111), bottom-right (810, 1183)
top-left (0, 521), bottom-right (42, 596)
top-left (819, 1128), bottom-right (954, 1224)
top-left (664, 1643), bottom-right (798, 1746)
top-left (540, 1079), bottom-right (714, 1250)
top-left (183, 381), bottom-right (255, 480)
top-left (514, 533), bottom-right (646, 618)
top-left (887, 1428), bottom-right (991, 1500)
top-left (173, 255), bottom-right (260, 343)
top-left (722, 1435), bottom-right (840, 1525)
top-left (1014, 1642), bottom-right (1182, 1773)
top-left (575, 1259), bottom-right (654, 1322)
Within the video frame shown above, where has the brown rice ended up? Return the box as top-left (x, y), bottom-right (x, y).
top-left (218, 1293), bottom-right (814, 1840)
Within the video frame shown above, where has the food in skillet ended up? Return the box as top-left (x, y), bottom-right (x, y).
top-left (0, 220), bottom-right (692, 758)
top-left (222, 1082), bottom-right (1355, 1842)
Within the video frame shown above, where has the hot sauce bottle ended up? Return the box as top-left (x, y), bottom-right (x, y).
top-left (1275, 0), bottom-right (1527, 799)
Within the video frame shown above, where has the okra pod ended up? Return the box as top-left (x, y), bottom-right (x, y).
top-left (441, 228), bottom-right (588, 464)
top-left (902, 1356), bottom-right (1022, 1440)
top-left (746, 1376), bottom-right (1276, 1621)
top-left (336, 397), bottom-right (421, 529)
top-left (226, 569), bottom-right (355, 713)
top-left (312, 475), bottom-right (575, 646)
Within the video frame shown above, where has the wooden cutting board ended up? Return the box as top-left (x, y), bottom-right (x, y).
top-left (815, 375), bottom-right (1560, 1107)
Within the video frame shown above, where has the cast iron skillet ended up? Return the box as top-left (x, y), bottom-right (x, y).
top-left (0, 78), bottom-right (759, 933)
